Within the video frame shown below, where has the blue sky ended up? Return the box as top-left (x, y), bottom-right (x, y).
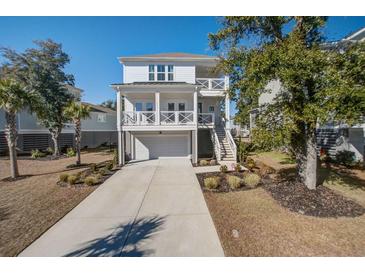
top-left (0, 16), bottom-right (364, 114)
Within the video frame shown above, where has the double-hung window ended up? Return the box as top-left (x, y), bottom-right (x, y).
top-left (157, 65), bottom-right (165, 81)
top-left (148, 65), bottom-right (174, 81)
top-left (167, 65), bottom-right (174, 81)
top-left (148, 65), bottom-right (155, 81)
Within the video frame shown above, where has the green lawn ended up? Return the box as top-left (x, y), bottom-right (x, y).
top-left (255, 151), bottom-right (296, 165)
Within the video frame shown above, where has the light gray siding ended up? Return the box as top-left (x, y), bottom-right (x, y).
top-left (81, 112), bottom-right (117, 131)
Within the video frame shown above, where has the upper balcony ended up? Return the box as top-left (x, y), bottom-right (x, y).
top-left (121, 111), bottom-right (215, 131)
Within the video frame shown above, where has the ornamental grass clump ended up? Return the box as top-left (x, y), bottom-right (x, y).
top-left (243, 173), bottom-right (261, 188)
top-left (67, 175), bottom-right (78, 185)
top-left (227, 175), bottom-right (242, 189)
top-left (200, 160), bottom-right (209, 166)
top-left (84, 176), bottom-right (98, 186)
top-left (204, 177), bottom-right (219, 189)
top-left (59, 173), bottom-right (69, 182)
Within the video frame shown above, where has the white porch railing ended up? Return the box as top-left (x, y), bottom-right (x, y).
top-left (226, 127), bottom-right (237, 161)
top-left (196, 78), bottom-right (226, 90)
top-left (122, 111), bottom-right (195, 126)
top-left (122, 111), bottom-right (156, 126)
top-left (198, 113), bottom-right (215, 125)
top-left (160, 111), bottom-right (194, 125)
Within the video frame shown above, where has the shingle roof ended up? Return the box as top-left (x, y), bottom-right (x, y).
top-left (82, 102), bottom-right (116, 114)
top-left (128, 52), bottom-right (216, 58)
top-left (118, 52), bottom-right (218, 62)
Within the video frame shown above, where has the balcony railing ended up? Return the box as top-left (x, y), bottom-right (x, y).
top-left (122, 111), bottom-right (195, 126)
top-left (122, 111), bottom-right (216, 127)
top-left (196, 78), bottom-right (226, 90)
top-left (198, 113), bottom-right (215, 125)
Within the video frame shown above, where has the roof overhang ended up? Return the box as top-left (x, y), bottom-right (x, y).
top-left (111, 83), bottom-right (200, 94)
top-left (118, 56), bottom-right (219, 65)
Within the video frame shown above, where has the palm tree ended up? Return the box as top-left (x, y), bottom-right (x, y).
top-left (0, 78), bottom-right (28, 178)
top-left (64, 101), bottom-right (91, 165)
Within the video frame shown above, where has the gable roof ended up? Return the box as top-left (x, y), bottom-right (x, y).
top-left (82, 102), bottom-right (116, 114)
top-left (119, 52), bottom-right (219, 63)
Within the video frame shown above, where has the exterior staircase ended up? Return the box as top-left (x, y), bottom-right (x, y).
top-left (316, 128), bottom-right (339, 157)
top-left (212, 126), bottom-right (236, 161)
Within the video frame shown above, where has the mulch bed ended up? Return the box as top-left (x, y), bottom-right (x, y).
top-left (196, 171), bottom-right (258, 192)
top-left (57, 161), bottom-right (120, 188)
top-left (262, 180), bottom-right (365, 218)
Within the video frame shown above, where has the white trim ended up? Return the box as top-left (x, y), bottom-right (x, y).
top-left (123, 125), bottom-right (196, 131)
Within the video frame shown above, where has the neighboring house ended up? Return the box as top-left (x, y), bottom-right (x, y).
top-left (111, 52), bottom-right (236, 165)
top-left (0, 85), bottom-right (117, 154)
top-left (249, 27), bottom-right (365, 162)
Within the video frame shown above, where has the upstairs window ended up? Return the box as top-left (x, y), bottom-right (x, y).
top-left (168, 65), bottom-right (174, 81)
top-left (157, 65), bottom-right (165, 81)
top-left (148, 65), bottom-right (155, 81)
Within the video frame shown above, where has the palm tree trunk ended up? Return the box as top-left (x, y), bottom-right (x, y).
top-left (5, 110), bottom-right (19, 178)
top-left (50, 128), bottom-right (61, 157)
top-left (75, 119), bottom-right (81, 165)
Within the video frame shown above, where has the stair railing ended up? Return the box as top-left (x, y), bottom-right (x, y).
top-left (221, 116), bottom-right (237, 161)
top-left (210, 128), bottom-right (221, 161)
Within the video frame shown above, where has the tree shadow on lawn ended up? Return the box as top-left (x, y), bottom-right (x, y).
top-left (318, 167), bottom-right (365, 191)
top-left (65, 216), bottom-right (165, 257)
top-left (275, 164), bottom-right (365, 191)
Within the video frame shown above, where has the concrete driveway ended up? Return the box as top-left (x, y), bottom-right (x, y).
top-left (19, 158), bottom-right (224, 257)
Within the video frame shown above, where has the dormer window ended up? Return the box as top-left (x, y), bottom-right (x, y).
top-left (157, 65), bottom-right (165, 81)
top-left (148, 65), bottom-right (174, 81)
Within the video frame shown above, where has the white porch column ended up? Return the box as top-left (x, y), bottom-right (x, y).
top-left (224, 75), bottom-right (230, 128)
top-left (225, 93), bottom-right (230, 129)
top-left (116, 90), bottom-right (125, 166)
top-left (192, 130), bottom-right (198, 164)
top-left (193, 88), bottom-right (198, 124)
top-left (155, 91), bottom-right (160, 125)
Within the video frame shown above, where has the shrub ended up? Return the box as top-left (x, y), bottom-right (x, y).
top-left (95, 173), bottom-right (103, 180)
top-left (246, 158), bottom-right (256, 170)
top-left (220, 165), bottom-right (228, 173)
top-left (335, 150), bottom-right (356, 167)
top-left (59, 173), bottom-right (69, 182)
top-left (243, 173), bottom-right (261, 187)
top-left (98, 168), bottom-right (107, 176)
top-left (66, 147), bottom-right (76, 157)
top-left (204, 177), bottom-right (219, 189)
top-left (46, 147), bottom-right (54, 155)
top-left (227, 175), bottom-right (241, 189)
top-left (31, 149), bottom-right (46, 159)
top-left (234, 164), bottom-right (242, 172)
top-left (200, 160), bottom-right (209, 166)
top-left (67, 175), bottom-right (78, 185)
top-left (210, 159), bottom-right (217, 166)
top-left (105, 162), bottom-right (113, 170)
top-left (90, 163), bottom-right (98, 173)
top-left (84, 176), bottom-right (98, 186)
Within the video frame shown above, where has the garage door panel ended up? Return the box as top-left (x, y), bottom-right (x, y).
top-left (135, 135), bottom-right (189, 160)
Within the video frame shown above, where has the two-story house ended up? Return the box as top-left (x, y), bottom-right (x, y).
top-left (111, 52), bottom-right (236, 165)
top-left (0, 85), bottom-right (117, 154)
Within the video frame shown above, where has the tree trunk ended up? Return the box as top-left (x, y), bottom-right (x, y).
top-left (304, 130), bottom-right (317, 189)
top-left (5, 110), bottom-right (19, 179)
top-left (75, 119), bottom-right (81, 165)
top-left (50, 128), bottom-right (61, 157)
